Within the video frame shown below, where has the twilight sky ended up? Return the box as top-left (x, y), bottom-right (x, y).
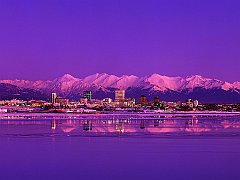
top-left (0, 0), bottom-right (239, 82)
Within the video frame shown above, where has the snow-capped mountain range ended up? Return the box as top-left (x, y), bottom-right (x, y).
top-left (0, 73), bottom-right (240, 103)
top-left (1, 73), bottom-right (239, 92)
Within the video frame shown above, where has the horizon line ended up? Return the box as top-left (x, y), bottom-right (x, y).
top-left (1, 72), bottom-right (239, 83)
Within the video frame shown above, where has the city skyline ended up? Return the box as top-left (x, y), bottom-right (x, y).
top-left (0, 1), bottom-right (239, 180)
top-left (0, 0), bottom-right (240, 81)
top-left (0, 72), bottom-right (239, 103)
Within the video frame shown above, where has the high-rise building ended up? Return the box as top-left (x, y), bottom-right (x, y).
top-left (83, 91), bottom-right (92, 100)
top-left (154, 97), bottom-right (160, 103)
top-left (80, 98), bottom-right (88, 105)
top-left (187, 99), bottom-right (192, 104)
top-left (56, 97), bottom-right (69, 106)
top-left (154, 96), bottom-right (160, 107)
top-left (140, 95), bottom-right (147, 106)
top-left (103, 98), bottom-right (112, 104)
top-left (186, 99), bottom-right (194, 108)
top-left (177, 100), bottom-right (181, 106)
top-left (51, 93), bottom-right (57, 104)
top-left (115, 90), bottom-right (125, 101)
top-left (193, 100), bottom-right (199, 107)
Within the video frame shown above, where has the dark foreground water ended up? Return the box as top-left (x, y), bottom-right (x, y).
top-left (0, 114), bottom-right (240, 180)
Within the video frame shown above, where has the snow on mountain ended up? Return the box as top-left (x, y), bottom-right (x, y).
top-left (185, 75), bottom-right (224, 89)
top-left (139, 73), bottom-right (185, 91)
top-left (0, 73), bottom-right (239, 94)
top-left (83, 73), bottom-right (119, 87)
top-left (49, 74), bottom-right (113, 98)
top-left (83, 73), bottom-right (140, 90)
top-left (233, 82), bottom-right (240, 89)
top-left (51, 74), bottom-right (81, 92)
top-left (221, 82), bottom-right (234, 91)
top-left (112, 75), bottom-right (139, 89)
top-left (0, 74), bottom-right (101, 96)
top-left (0, 79), bottom-right (52, 90)
top-left (55, 74), bottom-right (80, 82)
top-left (129, 74), bottom-right (231, 92)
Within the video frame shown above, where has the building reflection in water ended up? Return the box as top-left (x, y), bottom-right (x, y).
top-left (186, 117), bottom-right (199, 126)
top-left (0, 116), bottom-right (239, 136)
top-left (154, 120), bottom-right (159, 127)
top-left (140, 120), bottom-right (145, 129)
top-left (83, 120), bottom-right (92, 131)
top-left (115, 120), bottom-right (124, 133)
top-left (51, 119), bottom-right (57, 130)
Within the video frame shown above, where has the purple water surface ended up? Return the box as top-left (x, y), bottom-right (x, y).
top-left (0, 116), bottom-right (239, 180)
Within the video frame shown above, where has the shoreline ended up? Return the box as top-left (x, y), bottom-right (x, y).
top-left (0, 111), bottom-right (239, 120)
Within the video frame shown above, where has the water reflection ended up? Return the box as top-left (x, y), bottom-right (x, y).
top-left (0, 116), bottom-right (240, 137)
top-left (83, 120), bottom-right (92, 131)
top-left (51, 120), bottom-right (56, 130)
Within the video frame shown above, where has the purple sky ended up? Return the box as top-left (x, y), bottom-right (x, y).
top-left (0, 0), bottom-right (239, 82)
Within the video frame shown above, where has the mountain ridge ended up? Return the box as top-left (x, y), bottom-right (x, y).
top-left (1, 73), bottom-right (239, 90)
top-left (0, 73), bottom-right (239, 103)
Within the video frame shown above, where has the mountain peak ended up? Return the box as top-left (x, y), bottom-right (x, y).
top-left (93, 73), bottom-right (110, 77)
top-left (0, 73), bottom-right (239, 96)
top-left (120, 74), bottom-right (138, 78)
top-left (55, 74), bottom-right (80, 83)
top-left (149, 73), bottom-right (161, 77)
top-left (186, 74), bottom-right (204, 79)
top-left (62, 74), bottom-right (75, 78)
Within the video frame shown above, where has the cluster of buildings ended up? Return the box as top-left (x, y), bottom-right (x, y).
top-left (0, 89), bottom-right (239, 113)
top-left (50, 90), bottom-right (136, 109)
top-left (48, 90), bottom-right (238, 112)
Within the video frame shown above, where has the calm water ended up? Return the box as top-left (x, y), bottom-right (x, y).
top-left (0, 114), bottom-right (240, 180)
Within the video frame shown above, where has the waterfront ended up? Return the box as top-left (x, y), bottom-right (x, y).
top-left (0, 115), bottom-right (240, 180)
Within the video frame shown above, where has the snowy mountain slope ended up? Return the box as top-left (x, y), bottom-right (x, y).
top-left (0, 73), bottom-right (239, 97)
top-left (138, 74), bottom-right (185, 91)
top-left (0, 79), bottom-right (52, 90)
top-left (82, 73), bottom-right (240, 91)
top-left (83, 73), bottom-right (120, 87)
top-left (0, 73), bottom-right (239, 103)
top-left (233, 82), bottom-right (240, 89)
top-left (0, 83), bottom-right (48, 100)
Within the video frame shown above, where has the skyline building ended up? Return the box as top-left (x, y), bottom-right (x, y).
top-left (103, 98), bottom-right (112, 104)
top-left (140, 95), bottom-right (147, 106)
top-left (154, 96), bottom-right (160, 107)
top-left (154, 97), bottom-right (160, 103)
top-left (115, 90), bottom-right (125, 101)
top-left (193, 100), bottom-right (199, 107)
top-left (83, 91), bottom-right (92, 100)
top-left (55, 97), bottom-right (69, 106)
top-left (51, 93), bottom-right (57, 104)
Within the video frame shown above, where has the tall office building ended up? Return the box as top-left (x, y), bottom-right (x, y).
top-left (83, 91), bottom-right (92, 100)
top-left (154, 96), bottom-right (160, 103)
top-left (51, 93), bottom-right (57, 104)
top-left (193, 100), bottom-right (199, 107)
top-left (56, 97), bottom-right (69, 106)
top-left (186, 99), bottom-right (194, 108)
top-left (140, 95), bottom-right (147, 106)
top-left (115, 90), bottom-right (125, 101)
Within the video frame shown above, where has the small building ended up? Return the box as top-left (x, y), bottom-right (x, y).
top-left (115, 90), bottom-right (125, 102)
top-left (140, 95), bottom-right (147, 106)
top-left (56, 97), bottom-right (69, 106)
top-left (83, 91), bottom-right (92, 100)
